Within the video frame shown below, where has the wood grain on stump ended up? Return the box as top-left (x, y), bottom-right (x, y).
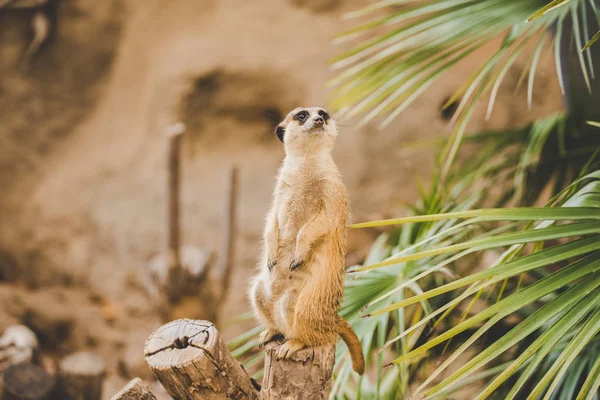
top-left (2, 362), bottom-right (55, 400)
top-left (110, 378), bottom-right (157, 400)
top-left (261, 341), bottom-right (335, 400)
top-left (144, 319), bottom-right (259, 400)
top-left (58, 352), bottom-right (106, 400)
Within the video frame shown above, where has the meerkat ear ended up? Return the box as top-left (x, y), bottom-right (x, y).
top-left (275, 126), bottom-right (285, 142)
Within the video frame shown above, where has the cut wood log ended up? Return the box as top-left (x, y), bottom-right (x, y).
top-left (111, 378), bottom-right (157, 400)
top-left (2, 362), bottom-right (55, 400)
top-left (144, 319), bottom-right (259, 400)
top-left (58, 352), bottom-right (106, 400)
top-left (261, 341), bottom-right (335, 400)
top-left (0, 325), bottom-right (39, 374)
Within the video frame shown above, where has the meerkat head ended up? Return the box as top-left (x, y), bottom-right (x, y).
top-left (274, 107), bottom-right (338, 157)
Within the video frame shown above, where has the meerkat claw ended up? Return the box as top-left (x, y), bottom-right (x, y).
top-left (290, 259), bottom-right (304, 271)
top-left (276, 340), bottom-right (306, 360)
top-left (258, 329), bottom-right (281, 348)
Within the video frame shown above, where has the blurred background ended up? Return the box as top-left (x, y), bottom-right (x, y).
top-left (0, 0), bottom-right (584, 398)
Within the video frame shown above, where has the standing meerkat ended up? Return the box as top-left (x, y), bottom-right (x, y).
top-left (249, 106), bottom-right (365, 375)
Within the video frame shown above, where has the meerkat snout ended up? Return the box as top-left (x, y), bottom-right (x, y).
top-left (312, 115), bottom-right (325, 128)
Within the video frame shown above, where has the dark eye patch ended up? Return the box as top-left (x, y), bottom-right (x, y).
top-left (294, 110), bottom-right (309, 125)
top-left (318, 110), bottom-right (330, 122)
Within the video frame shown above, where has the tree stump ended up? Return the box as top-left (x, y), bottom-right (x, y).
top-left (261, 341), bottom-right (335, 400)
top-left (111, 378), bottom-right (157, 400)
top-left (2, 363), bottom-right (55, 400)
top-left (58, 352), bottom-right (106, 400)
top-left (144, 246), bottom-right (215, 321)
top-left (144, 319), bottom-right (259, 400)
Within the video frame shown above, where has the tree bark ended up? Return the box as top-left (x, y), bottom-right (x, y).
top-left (111, 378), bottom-right (158, 400)
top-left (58, 352), bottom-right (106, 400)
top-left (260, 341), bottom-right (335, 400)
top-left (144, 319), bottom-right (259, 400)
top-left (2, 363), bottom-right (55, 400)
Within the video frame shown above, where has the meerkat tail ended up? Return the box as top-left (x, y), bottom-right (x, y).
top-left (338, 316), bottom-right (365, 375)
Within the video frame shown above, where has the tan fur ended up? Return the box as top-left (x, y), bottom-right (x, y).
top-left (249, 106), bottom-right (365, 375)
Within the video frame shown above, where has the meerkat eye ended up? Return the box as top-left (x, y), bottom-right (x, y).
top-left (294, 111), bottom-right (309, 122)
top-left (318, 110), bottom-right (330, 122)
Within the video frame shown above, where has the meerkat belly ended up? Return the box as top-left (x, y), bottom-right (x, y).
top-left (270, 265), bottom-right (310, 334)
top-left (277, 182), bottom-right (322, 240)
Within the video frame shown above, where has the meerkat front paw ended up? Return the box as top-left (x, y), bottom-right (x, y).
top-left (276, 340), bottom-right (306, 360)
top-left (259, 328), bottom-right (283, 348)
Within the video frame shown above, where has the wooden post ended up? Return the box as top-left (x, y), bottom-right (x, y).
top-left (111, 378), bottom-right (157, 400)
top-left (58, 352), bottom-right (106, 400)
top-left (166, 123), bottom-right (185, 301)
top-left (261, 341), bottom-right (335, 400)
top-left (144, 319), bottom-right (259, 400)
top-left (214, 166), bottom-right (238, 305)
top-left (2, 363), bottom-right (55, 400)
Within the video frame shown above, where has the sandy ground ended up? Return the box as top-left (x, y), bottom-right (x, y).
top-left (0, 0), bottom-right (563, 397)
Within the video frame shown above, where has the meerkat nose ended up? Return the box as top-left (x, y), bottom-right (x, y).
top-left (314, 116), bottom-right (324, 125)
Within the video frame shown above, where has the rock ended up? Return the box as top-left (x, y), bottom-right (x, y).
top-left (0, 325), bottom-right (39, 374)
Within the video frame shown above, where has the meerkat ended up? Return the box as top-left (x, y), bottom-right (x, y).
top-left (249, 106), bottom-right (365, 375)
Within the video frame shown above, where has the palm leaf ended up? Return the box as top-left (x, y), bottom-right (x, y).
top-left (332, 0), bottom-right (597, 133)
top-left (582, 29), bottom-right (600, 51)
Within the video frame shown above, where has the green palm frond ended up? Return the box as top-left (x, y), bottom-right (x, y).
top-left (332, 0), bottom-right (599, 178)
top-left (583, 29), bottom-right (600, 51)
top-left (334, 180), bottom-right (488, 398)
top-left (350, 152), bottom-right (600, 398)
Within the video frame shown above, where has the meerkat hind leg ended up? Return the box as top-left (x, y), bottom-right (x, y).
top-left (276, 339), bottom-right (306, 360)
top-left (259, 328), bottom-right (284, 348)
